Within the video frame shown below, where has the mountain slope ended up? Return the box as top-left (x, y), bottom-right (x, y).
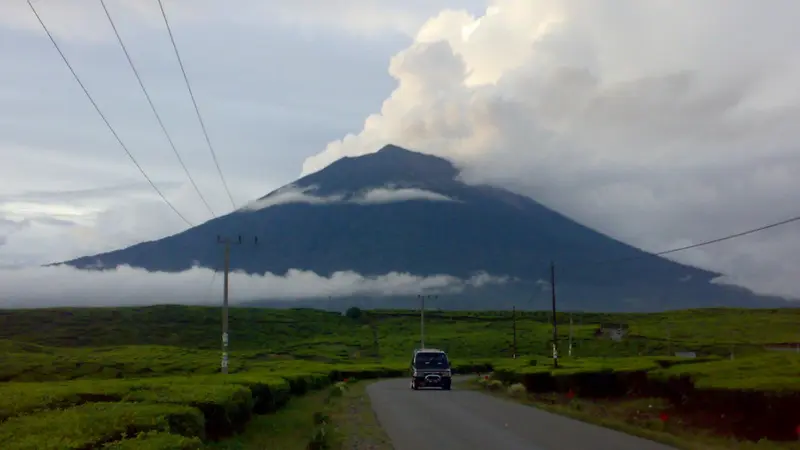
top-left (59, 144), bottom-right (780, 310)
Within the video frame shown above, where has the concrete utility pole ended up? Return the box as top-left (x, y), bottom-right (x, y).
top-left (550, 261), bottom-right (559, 368)
top-left (569, 312), bottom-right (573, 357)
top-left (370, 315), bottom-right (380, 358)
top-left (667, 324), bottom-right (671, 357)
top-left (512, 305), bottom-right (517, 359)
top-left (217, 235), bottom-right (258, 374)
top-left (417, 294), bottom-right (437, 349)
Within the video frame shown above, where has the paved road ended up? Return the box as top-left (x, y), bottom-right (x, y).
top-left (367, 377), bottom-right (675, 450)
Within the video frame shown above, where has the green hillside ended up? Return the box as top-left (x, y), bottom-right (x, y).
top-left (1, 305), bottom-right (798, 449)
top-left (2, 305), bottom-right (797, 360)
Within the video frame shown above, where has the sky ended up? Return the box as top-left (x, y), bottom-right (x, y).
top-left (1, 0), bottom-right (799, 306)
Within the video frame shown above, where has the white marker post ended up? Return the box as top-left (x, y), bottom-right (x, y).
top-left (221, 332), bottom-right (229, 372)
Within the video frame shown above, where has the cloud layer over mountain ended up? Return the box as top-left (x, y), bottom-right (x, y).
top-left (0, 265), bottom-right (508, 308)
top-left (302, 0), bottom-right (800, 298)
top-left (241, 185), bottom-right (457, 211)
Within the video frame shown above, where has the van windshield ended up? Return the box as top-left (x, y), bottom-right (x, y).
top-left (415, 352), bottom-right (449, 368)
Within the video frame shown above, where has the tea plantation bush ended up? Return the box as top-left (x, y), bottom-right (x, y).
top-left (485, 353), bottom-right (800, 441)
top-left (102, 431), bottom-right (203, 449)
top-left (0, 402), bottom-right (204, 450)
top-left (0, 359), bottom-right (459, 448)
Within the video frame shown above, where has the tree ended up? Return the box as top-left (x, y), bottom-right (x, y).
top-left (345, 306), bottom-right (363, 321)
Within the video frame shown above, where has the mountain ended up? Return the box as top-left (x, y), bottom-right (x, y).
top-left (61, 145), bottom-right (789, 311)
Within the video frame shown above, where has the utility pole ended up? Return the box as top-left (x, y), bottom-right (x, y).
top-left (512, 305), bottom-right (517, 359)
top-left (417, 294), bottom-right (437, 349)
top-left (667, 324), bottom-right (672, 357)
top-left (569, 312), bottom-right (573, 357)
top-left (217, 234), bottom-right (258, 374)
top-left (369, 315), bottom-right (380, 358)
top-left (550, 261), bottom-right (559, 368)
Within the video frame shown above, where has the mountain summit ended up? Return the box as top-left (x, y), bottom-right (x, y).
top-left (62, 145), bottom-right (783, 311)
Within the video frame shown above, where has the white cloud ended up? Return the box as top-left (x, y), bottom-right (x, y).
top-left (241, 185), bottom-right (457, 211)
top-left (301, 0), bottom-right (800, 299)
top-left (0, 265), bottom-right (508, 308)
top-left (0, 181), bottom-right (242, 267)
top-left (354, 187), bottom-right (456, 204)
top-left (241, 185), bottom-right (344, 211)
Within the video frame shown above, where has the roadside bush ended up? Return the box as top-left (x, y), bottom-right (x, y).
top-left (507, 383), bottom-right (527, 398)
top-left (102, 431), bottom-right (203, 449)
top-left (0, 402), bottom-right (204, 450)
top-left (487, 380), bottom-right (504, 391)
top-left (180, 372), bottom-right (292, 414)
top-left (282, 372), bottom-right (331, 395)
top-left (451, 360), bottom-right (494, 374)
top-left (122, 382), bottom-right (253, 439)
top-left (0, 380), bottom-right (130, 422)
top-left (327, 384), bottom-right (345, 400)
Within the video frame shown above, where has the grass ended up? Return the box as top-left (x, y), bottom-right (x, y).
top-left (0, 304), bottom-right (799, 448)
top-left (206, 388), bottom-right (331, 450)
top-left (207, 379), bottom-right (392, 450)
top-left (324, 380), bottom-right (393, 449)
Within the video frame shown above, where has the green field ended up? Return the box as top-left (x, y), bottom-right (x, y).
top-left (0, 305), bottom-right (798, 448)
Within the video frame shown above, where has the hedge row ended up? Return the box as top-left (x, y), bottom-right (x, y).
top-left (0, 360), bottom-right (491, 449)
top-left (0, 402), bottom-right (204, 450)
top-left (102, 432), bottom-right (203, 450)
top-left (487, 354), bottom-right (800, 442)
top-left (490, 356), bottom-right (723, 394)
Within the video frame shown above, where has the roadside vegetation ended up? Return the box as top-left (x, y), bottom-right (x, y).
top-left (0, 305), bottom-right (798, 448)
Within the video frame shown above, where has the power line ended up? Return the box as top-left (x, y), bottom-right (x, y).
top-left (561, 212), bottom-right (800, 270)
top-left (156, 0), bottom-right (237, 210)
top-left (27, 0), bottom-right (193, 227)
top-left (99, 0), bottom-right (217, 219)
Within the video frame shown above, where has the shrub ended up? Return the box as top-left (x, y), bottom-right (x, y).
top-left (308, 425), bottom-right (329, 450)
top-left (508, 383), bottom-right (527, 398)
top-left (121, 382), bottom-right (253, 439)
top-left (0, 402), bottom-right (204, 450)
top-left (312, 411), bottom-right (329, 426)
top-left (102, 431), bottom-right (203, 449)
top-left (344, 307), bottom-right (363, 321)
top-left (487, 380), bottom-right (504, 391)
top-left (179, 372), bottom-right (292, 414)
top-left (0, 380), bottom-right (130, 422)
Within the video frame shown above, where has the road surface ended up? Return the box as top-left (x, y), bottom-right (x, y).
top-left (367, 377), bottom-right (675, 450)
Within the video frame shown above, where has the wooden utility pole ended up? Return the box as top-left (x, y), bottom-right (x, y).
top-left (512, 305), bottom-right (517, 359)
top-left (550, 261), bottom-right (559, 368)
top-left (217, 235), bottom-right (258, 374)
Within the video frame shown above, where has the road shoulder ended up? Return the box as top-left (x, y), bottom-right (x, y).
top-left (327, 380), bottom-right (395, 450)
